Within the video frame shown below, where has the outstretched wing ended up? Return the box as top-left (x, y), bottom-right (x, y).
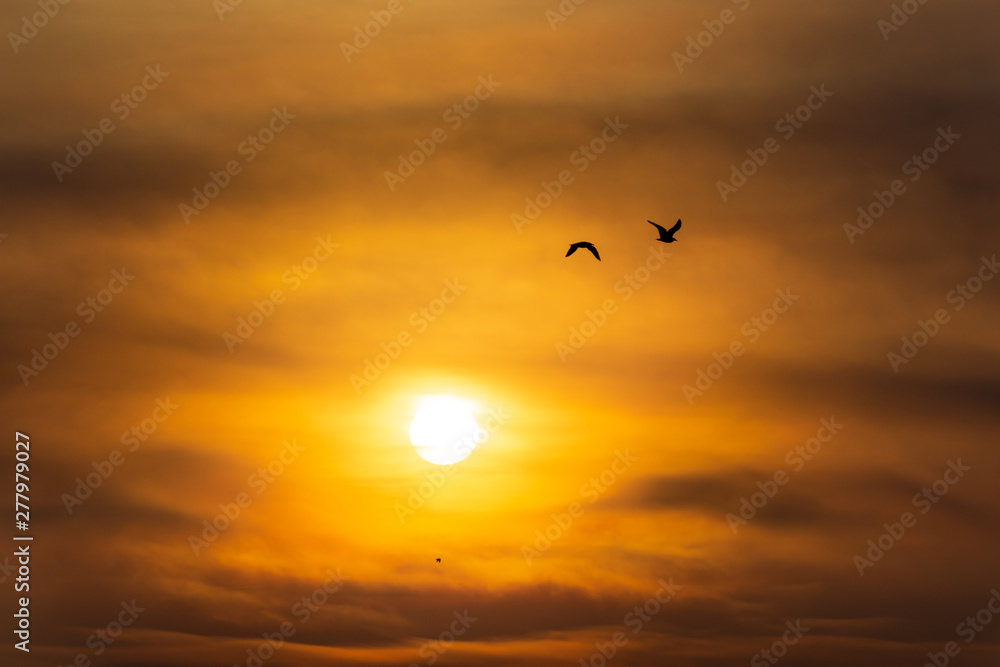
top-left (648, 220), bottom-right (668, 236)
top-left (668, 219), bottom-right (682, 235)
top-left (567, 242), bottom-right (600, 260)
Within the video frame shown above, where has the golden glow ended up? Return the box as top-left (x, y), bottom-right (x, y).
top-left (7, 2), bottom-right (997, 665)
top-left (408, 396), bottom-right (480, 465)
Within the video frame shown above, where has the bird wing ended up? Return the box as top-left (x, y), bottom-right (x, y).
top-left (567, 242), bottom-right (600, 260)
top-left (648, 220), bottom-right (668, 236)
top-left (668, 219), bottom-right (682, 235)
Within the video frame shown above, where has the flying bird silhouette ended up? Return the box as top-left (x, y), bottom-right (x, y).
top-left (649, 219), bottom-right (682, 243)
top-left (435, 558), bottom-right (441, 563)
top-left (566, 242), bottom-right (601, 261)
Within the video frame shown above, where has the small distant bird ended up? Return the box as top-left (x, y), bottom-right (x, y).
top-left (649, 219), bottom-right (682, 243)
top-left (566, 242), bottom-right (601, 261)
top-left (435, 558), bottom-right (441, 563)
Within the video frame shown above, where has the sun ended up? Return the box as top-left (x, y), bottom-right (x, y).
top-left (409, 396), bottom-right (481, 465)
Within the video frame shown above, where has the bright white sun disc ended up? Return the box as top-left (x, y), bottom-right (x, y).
top-left (409, 398), bottom-right (480, 465)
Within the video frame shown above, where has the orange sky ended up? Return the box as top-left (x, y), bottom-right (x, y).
top-left (2, 0), bottom-right (1000, 665)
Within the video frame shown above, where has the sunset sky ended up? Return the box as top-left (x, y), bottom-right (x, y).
top-left (2, 0), bottom-right (1000, 665)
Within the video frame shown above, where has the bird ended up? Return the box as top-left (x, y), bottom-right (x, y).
top-left (566, 242), bottom-right (601, 261)
top-left (435, 558), bottom-right (441, 563)
top-left (649, 219), bottom-right (682, 243)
